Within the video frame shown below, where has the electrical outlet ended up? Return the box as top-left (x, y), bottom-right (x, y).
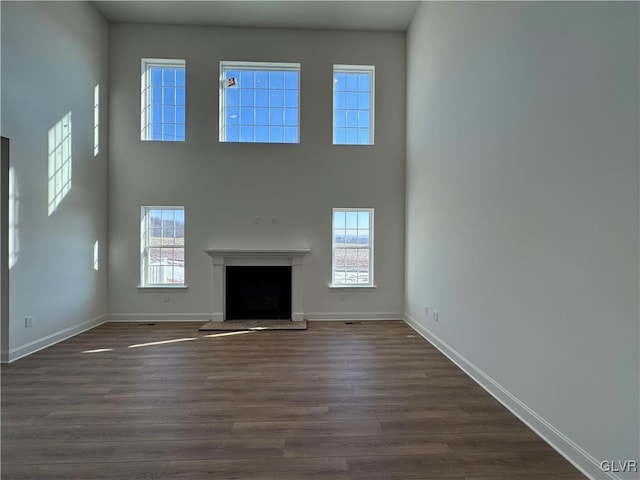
top-left (254, 216), bottom-right (260, 224)
top-left (339, 294), bottom-right (345, 302)
top-left (424, 305), bottom-right (429, 315)
top-left (164, 293), bottom-right (170, 302)
top-left (24, 316), bottom-right (33, 328)
top-left (432, 311), bottom-right (439, 322)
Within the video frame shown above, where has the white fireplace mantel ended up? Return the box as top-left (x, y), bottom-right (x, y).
top-left (204, 248), bottom-right (310, 322)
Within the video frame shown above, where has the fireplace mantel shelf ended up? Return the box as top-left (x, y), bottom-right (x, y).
top-left (204, 248), bottom-right (310, 258)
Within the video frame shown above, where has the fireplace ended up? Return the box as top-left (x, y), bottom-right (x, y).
top-left (204, 248), bottom-right (310, 322)
top-left (225, 266), bottom-right (292, 320)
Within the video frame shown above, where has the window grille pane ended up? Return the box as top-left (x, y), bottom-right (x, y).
top-left (240, 126), bottom-right (254, 142)
top-left (176, 69), bottom-right (185, 86)
top-left (226, 126), bottom-right (239, 142)
top-left (240, 89), bottom-right (254, 106)
top-left (269, 109), bottom-right (284, 126)
top-left (256, 127), bottom-right (268, 142)
top-left (284, 90), bottom-right (298, 108)
top-left (256, 109), bottom-right (269, 125)
top-left (240, 70), bottom-right (254, 87)
top-left (346, 111), bottom-right (358, 127)
top-left (284, 71), bottom-right (298, 89)
top-left (358, 129), bottom-right (370, 145)
top-left (357, 211), bottom-right (369, 228)
top-left (284, 127), bottom-right (297, 143)
top-left (269, 126), bottom-right (284, 143)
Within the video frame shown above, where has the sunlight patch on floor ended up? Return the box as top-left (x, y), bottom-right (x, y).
top-left (203, 330), bottom-right (255, 338)
top-left (82, 348), bottom-right (113, 354)
top-left (128, 337), bottom-right (196, 349)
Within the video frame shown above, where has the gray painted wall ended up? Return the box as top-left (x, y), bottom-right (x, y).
top-left (107, 24), bottom-right (405, 320)
top-left (405, 2), bottom-right (639, 479)
top-left (1, 1), bottom-right (109, 360)
top-left (1, 137), bottom-right (9, 357)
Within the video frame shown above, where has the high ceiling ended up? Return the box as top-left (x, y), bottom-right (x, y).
top-left (92, 1), bottom-right (420, 32)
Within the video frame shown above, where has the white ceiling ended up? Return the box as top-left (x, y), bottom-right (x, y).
top-left (92, 1), bottom-right (420, 32)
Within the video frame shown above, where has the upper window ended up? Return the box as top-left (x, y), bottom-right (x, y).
top-left (140, 207), bottom-right (185, 287)
top-left (332, 208), bottom-right (374, 286)
top-left (333, 65), bottom-right (375, 145)
top-left (219, 61), bottom-right (300, 143)
top-left (141, 59), bottom-right (186, 142)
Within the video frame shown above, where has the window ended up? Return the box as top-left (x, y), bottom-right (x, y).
top-left (333, 65), bottom-right (375, 145)
top-left (332, 208), bottom-right (374, 286)
top-left (219, 61), bottom-right (300, 143)
top-left (141, 59), bottom-right (186, 142)
top-left (140, 207), bottom-right (185, 287)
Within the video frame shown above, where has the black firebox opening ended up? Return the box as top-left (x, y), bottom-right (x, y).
top-left (225, 266), bottom-right (292, 320)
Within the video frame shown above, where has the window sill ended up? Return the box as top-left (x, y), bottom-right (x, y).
top-left (328, 284), bottom-right (376, 290)
top-left (137, 285), bottom-right (188, 290)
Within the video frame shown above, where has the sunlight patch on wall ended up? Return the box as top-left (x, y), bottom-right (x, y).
top-left (8, 166), bottom-right (19, 269)
top-left (94, 85), bottom-right (99, 156)
top-left (47, 112), bottom-right (72, 216)
top-left (93, 240), bottom-right (99, 271)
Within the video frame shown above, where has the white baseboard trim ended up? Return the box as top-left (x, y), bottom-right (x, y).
top-left (403, 313), bottom-right (616, 480)
top-left (306, 312), bottom-right (403, 321)
top-left (108, 313), bottom-right (212, 322)
top-left (110, 313), bottom-right (403, 322)
top-left (2, 314), bottom-right (108, 364)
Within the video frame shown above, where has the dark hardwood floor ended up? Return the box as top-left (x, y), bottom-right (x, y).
top-left (1, 320), bottom-right (587, 480)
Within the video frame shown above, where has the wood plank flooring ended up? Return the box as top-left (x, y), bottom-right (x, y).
top-left (1, 320), bottom-right (587, 480)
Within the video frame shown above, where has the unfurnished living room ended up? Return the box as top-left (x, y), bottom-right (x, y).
top-left (0, 1), bottom-right (638, 479)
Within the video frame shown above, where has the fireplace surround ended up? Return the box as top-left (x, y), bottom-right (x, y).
top-left (204, 249), bottom-right (310, 321)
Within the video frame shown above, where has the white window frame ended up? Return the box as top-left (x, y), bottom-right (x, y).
top-left (219, 61), bottom-right (301, 143)
top-left (331, 208), bottom-right (375, 288)
top-left (139, 206), bottom-right (186, 288)
top-left (141, 58), bottom-right (186, 142)
top-left (333, 64), bottom-right (375, 145)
